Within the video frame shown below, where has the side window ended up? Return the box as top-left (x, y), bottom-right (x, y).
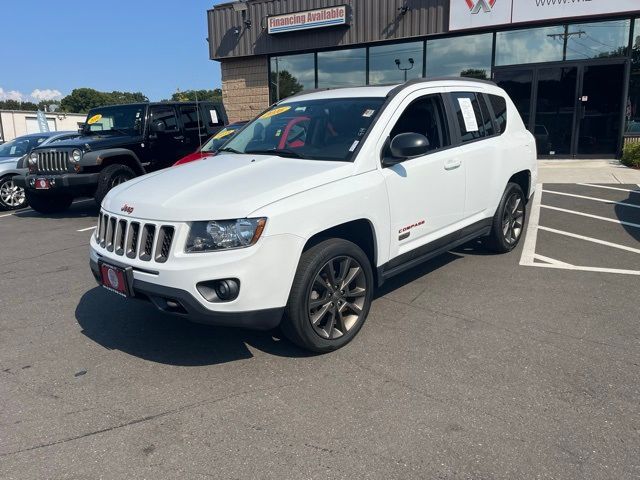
top-left (179, 106), bottom-right (199, 130)
top-left (389, 94), bottom-right (451, 154)
top-left (203, 106), bottom-right (224, 127)
top-left (150, 106), bottom-right (178, 132)
top-left (451, 92), bottom-right (485, 142)
top-left (478, 94), bottom-right (495, 137)
top-left (489, 94), bottom-right (508, 134)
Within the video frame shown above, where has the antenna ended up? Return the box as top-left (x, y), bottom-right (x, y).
top-left (195, 90), bottom-right (204, 153)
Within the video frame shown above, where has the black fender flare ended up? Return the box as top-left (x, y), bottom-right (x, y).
top-left (81, 149), bottom-right (146, 175)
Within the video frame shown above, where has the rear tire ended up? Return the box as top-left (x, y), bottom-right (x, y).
top-left (281, 238), bottom-right (374, 353)
top-left (94, 164), bottom-right (136, 207)
top-left (485, 182), bottom-right (526, 253)
top-left (0, 175), bottom-right (27, 211)
top-left (25, 190), bottom-right (73, 214)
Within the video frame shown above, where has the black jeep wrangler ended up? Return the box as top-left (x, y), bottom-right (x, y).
top-left (15, 101), bottom-right (228, 213)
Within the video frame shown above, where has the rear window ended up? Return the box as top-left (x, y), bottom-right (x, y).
top-left (489, 94), bottom-right (508, 134)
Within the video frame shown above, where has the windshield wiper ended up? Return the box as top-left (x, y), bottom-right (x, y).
top-left (105, 128), bottom-right (131, 136)
top-left (245, 148), bottom-right (306, 159)
top-left (217, 146), bottom-right (243, 154)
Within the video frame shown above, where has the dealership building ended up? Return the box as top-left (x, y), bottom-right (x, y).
top-left (208, 0), bottom-right (640, 158)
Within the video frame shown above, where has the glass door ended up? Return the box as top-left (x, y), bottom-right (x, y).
top-left (576, 63), bottom-right (626, 156)
top-left (534, 67), bottom-right (578, 156)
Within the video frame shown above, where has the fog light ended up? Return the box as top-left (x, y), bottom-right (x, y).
top-left (197, 278), bottom-right (240, 302)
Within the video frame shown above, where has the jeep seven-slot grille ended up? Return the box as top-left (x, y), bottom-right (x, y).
top-left (36, 150), bottom-right (69, 173)
top-left (96, 213), bottom-right (175, 262)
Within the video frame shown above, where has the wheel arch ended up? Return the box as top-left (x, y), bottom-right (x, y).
top-left (508, 170), bottom-right (531, 201)
top-left (301, 218), bottom-right (378, 282)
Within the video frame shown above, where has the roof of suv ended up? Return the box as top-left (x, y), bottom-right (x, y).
top-left (282, 77), bottom-right (499, 103)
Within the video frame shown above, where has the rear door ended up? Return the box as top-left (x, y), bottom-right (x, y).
top-left (147, 105), bottom-right (186, 169)
top-left (178, 105), bottom-right (202, 153)
top-left (380, 91), bottom-right (466, 263)
top-left (446, 90), bottom-right (499, 219)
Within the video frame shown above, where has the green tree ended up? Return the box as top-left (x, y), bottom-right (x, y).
top-left (60, 88), bottom-right (149, 113)
top-left (270, 70), bottom-right (303, 101)
top-left (0, 100), bottom-right (38, 111)
top-left (169, 89), bottom-right (222, 102)
top-left (460, 69), bottom-right (488, 80)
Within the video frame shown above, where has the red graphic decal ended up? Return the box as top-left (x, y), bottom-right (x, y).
top-left (121, 204), bottom-right (134, 214)
top-left (399, 220), bottom-right (426, 234)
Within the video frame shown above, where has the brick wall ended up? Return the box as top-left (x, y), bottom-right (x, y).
top-left (221, 56), bottom-right (270, 122)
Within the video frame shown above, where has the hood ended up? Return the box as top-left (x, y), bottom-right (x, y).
top-left (0, 156), bottom-right (20, 165)
top-left (103, 154), bottom-right (354, 221)
top-left (36, 133), bottom-right (137, 151)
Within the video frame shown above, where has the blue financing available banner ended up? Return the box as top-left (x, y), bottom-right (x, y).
top-left (36, 110), bottom-right (50, 133)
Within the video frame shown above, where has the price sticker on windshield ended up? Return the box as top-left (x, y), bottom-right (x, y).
top-left (260, 106), bottom-right (291, 119)
top-left (87, 114), bottom-right (102, 125)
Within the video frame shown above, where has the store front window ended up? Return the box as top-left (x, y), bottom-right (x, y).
top-left (426, 33), bottom-right (492, 79)
top-left (270, 53), bottom-right (315, 102)
top-left (626, 18), bottom-right (640, 134)
top-left (317, 48), bottom-right (366, 88)
top-left (564, 20), bottom-right (631, 60)
top-left (496, 26), bottom-right (565, 66)
top-left (369, 41), bottom-right (424, 84)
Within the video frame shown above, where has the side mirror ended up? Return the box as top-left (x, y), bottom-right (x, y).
top-left (390, 133), bottom-right (429, 158)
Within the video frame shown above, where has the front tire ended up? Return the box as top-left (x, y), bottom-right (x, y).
top-left (0, 175), bottom-right (27, 211)
top-left (486, 182), bottom-right (526, 253)
top-left (94, 164), bottom-right (135, 207)
top-left (281, 239), bottom-right (374, 353)
top-left (25, 190), bottom-right (73, 214)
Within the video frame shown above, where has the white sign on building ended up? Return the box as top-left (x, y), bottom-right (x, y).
top-left (450, 0), bottom-right (640, 31)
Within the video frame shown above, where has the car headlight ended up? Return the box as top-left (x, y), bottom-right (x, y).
top-left (185, 218), bottom-right (267, 252)
top-left (70, 149), bottom-right (82, 163)
top-left (28, 152), bottom-right (38, 166)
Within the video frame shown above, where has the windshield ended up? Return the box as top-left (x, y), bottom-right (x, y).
top-left (201, 125), bottom-right (242, 153)
top-left (83, 104), bottom-right (146, 134)
top-left (0, 135), bottom-right (48, 157)
top-left (221, 97), bottom-right (386, 161)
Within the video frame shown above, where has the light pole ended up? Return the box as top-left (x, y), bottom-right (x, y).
top-left (395, 57), bottom-right (415, 83)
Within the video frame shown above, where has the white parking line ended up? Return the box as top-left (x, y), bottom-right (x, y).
top-left (577, 183), bottom-right (640, 195)
top-left (540, 205), bottom-right (640, 230)
top-left (519, 185), bottom-right (542, 266)
top-left (0, 199), bottom-right (94, 219)
top-left (526, 261), bottom-right (640, 276)
top-left (543, 189), bottom-right (640, 209)
top-left (77, 226), bottom-right (97, 232)
top-left (533, 253), bottom-right (573, 267)
top-left (538, 225), bottom-right (640, 254)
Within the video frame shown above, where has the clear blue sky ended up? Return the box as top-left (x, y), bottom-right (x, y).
top-left (1, 0), bottom-right (226, 102)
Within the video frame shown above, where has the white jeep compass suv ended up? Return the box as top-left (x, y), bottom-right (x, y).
top-left (89, 78), bottom-right (537, 352)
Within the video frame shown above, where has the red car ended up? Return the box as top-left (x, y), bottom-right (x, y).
top-left (173, 121), bottom-right (247, 166)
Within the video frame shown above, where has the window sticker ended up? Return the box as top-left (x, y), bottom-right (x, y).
top-left (358, 127), bottom-right (367, 137)
top-left (275, 129), bottom-right (282, 137)
top-left (458, 98), bottom-right (479, 132)
top-left (295, 106), bottom-right (307, 112)
top-left (212, 129), bottom-right (235, 140)
top-left (210, 109), bottom-right (219, 124)
top-left (349, 140), bottom-right (360, 152)
top-left (260, 106), bottom-right (291, 119)
top-left (87, 114), bottom-right (102, 125)
top-left (362, 109), bottom-right (375, 118)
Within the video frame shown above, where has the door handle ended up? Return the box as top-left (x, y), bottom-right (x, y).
top-left (173, 135), bottom-right (185, 141)
top-left (444, 159), bottom-right (462, 170)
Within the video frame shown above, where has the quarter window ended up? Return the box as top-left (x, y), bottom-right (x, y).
top-left (179, 106), bottom-right (199, 130)
top-left (477, 94), bottom-right (495, 137)
top-left (389, 94), bottom-right (451, 154)
top-left (489, 94), bottom-right (508, 134)
top-left (451, 92), bottom-right (486, 142)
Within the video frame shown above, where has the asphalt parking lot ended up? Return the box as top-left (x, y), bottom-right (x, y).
top-left (1, 185), bottom-right (639, 479)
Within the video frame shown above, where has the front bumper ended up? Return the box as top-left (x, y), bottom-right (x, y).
top-left (89, 256), bottom-right (284, 329)
top-left (89, 223), bottom-right (306, 329)
top-left (15, 173), bottom-right (100, 195)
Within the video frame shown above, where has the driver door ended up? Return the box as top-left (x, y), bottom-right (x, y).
top-left (380, 92), bottom-right (466, 263)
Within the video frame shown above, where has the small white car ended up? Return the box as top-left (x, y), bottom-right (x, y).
top-left (89, 78), bottom-right (537, 352)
